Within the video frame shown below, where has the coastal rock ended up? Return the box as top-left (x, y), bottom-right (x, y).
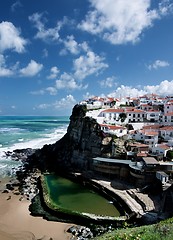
top-left (67, 225), bottom-right (94, 239)
top-left (31, 104), bottom-right (104, 172)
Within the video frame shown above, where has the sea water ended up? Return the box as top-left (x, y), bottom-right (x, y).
top-left (0, 116), bottom-right (69, 176)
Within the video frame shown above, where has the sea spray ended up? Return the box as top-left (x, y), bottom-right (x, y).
top-left (0, 116), bottom-right (69, 176)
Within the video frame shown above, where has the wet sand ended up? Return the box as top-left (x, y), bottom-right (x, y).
top-left (0, 177), bottom-right (73, 240)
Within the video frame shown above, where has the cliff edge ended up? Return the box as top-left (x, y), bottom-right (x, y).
top-left (31, 104), bottom-right (103, 172)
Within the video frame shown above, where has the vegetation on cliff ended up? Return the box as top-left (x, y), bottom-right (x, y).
top-left (97, 217), bottom-right (173, 240)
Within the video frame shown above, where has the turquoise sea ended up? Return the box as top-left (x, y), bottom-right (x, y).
top-left (0, 116), bottom-right (69, 176)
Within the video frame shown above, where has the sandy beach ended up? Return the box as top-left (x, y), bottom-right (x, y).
top-left (0, 177), bottom-right (73, 240)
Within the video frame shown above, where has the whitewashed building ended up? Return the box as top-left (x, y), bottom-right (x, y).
top-left (98, 108), bottom-right (125, 124)
top-left (126, 109), bottom-right (145, 123)
top-left (159, 126), bottom-right (173, 140)
top-left (146, 110), bottom-right (161, 122)
top-left (100, 124), bottom-right (127, 137)
top-left (151, 144), bottom-right (171, 157)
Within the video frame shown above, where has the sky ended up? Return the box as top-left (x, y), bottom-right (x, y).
top-left (0, 0), bottom-right (173, 116)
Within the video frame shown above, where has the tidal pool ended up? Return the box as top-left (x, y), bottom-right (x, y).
top-left (44, 175), bottom-right (120, 217)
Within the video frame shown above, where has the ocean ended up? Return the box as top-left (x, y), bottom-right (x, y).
top-left (0, 116), bottom-right (69, 176)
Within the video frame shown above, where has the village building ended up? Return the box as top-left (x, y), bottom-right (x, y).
top-left (145, 109), bottom-right (161, 122)
top-left (125, 108), bottom-right (145, 123)
top-left (100, 124), bottom-right (127, 137)
top-left (151, 144), bottom-right (171, 158)
top-left (160, 112), bottom-right (173, 124)
top-left (156, 171), bottom-right (169, 184)
top-left (98, 108), bottom-right (125, 124)
top-left (164, 101), bottom-right (173, 114)
top-left (159, 126), bottom-right (173, 141)
top-left (80, 94), bottom-right (173, 187)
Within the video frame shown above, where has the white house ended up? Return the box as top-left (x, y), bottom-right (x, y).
top-left (151, 144), bottom-right (171, 157)
top-left (129, 130), bottom-right (145, 141)
top-left (129, 129), bottom-right (158, 147)
top-left (125, 108), bottom-right (145, 123)
top-left (164, 101), bottom-right (173, 114)
top-left (156, 171), bottom-right (169, 184)
top-left (159, 126), bottom-right (173, 140)
top-left (139, 104), bottom-right (153, 111)
top-left (160, 112), bottom-right (173, 124)
top-left (144, 131), bottom-right (158, 147)
top-left (146, 110), bottom-right (161, 122)
top-left (98, 108), bottom-right (125, 124)
top-left (100, 124), bottom-right (127, 137)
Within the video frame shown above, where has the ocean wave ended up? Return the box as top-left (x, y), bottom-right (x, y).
top-left (0, 119), bottom-right (68, 177)
top-left (0, 127), bottom-right (26, 134)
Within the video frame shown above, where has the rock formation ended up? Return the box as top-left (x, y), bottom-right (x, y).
top-left (31, 104), bottom-right (104, 172)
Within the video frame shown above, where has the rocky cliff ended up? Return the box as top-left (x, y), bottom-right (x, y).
top-left (31, 104), bottom-right (104, 172)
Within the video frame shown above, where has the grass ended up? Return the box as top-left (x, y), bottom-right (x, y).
top-left (96, 217), bottom-right (173, 240)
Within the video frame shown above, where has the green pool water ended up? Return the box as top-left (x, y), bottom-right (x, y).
top-left (44, 175), bottom-right (120, 217)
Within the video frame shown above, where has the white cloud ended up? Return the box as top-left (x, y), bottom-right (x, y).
top-left (60, 35), bottom-right (80, 55)
top-left (0, 21), bottom-right (27, 53)
top-left (53, 95), bottom-right (77, 109)
top-left (29, 12), bottom-right (66, 42)
top-left (30, 89), bottom-right (45, 95)
top-left (45, 87), bottom-right (57, 95)
top-left (83, 92), bottom-right (95, 100)
top-left (42, 48), bottom-right (48, 58)
top-left (55, 72), bottom-right (87, 90)
top-left (11, 1), bottom-right (22, 12)
top-left (36, 103), bottom-right (50, 109)
top-left (144, 80), bottom-right (173, 95)
top-left (159, 0), bottom-right (173, 16)
top-left (99, 76), bottom-right (117, 88)
top-left (78, 0), bottom-right (172, 45)
top-left (108, 85), bottom-right (146, 98)
top-left (20, 60), bottom-right (43, 77)
top-left (148, 60), bottom-right (170, 70)
top-left (35, 95), bottom-right (76, 111)
top-left (60, 35), bottom-right (89, 55)
top-left (73, 50), bottom-right (108, 80)
top-left (47, 66), bottom-right (59, 79)
top-left (0, 54), bottom-right (14, 77)
top-left (107, 80), bottom-right (173, 98)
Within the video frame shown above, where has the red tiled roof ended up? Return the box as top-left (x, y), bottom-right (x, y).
top-left (156, 144), bottom-right (170, 150)
top-left (160, 126), bottom-right (173, 131)
top-left (164, 112), bottom-right (173, 116)
top-left (146, 109), bottom-right (160, 113)
top-left (108, 125), bottom-right (125, 130)
top-left (137, 152), bottom-right (148, 157)
top-left (143, 125), bottom-right (160, 130)
top-left (100, 124), bottom-right (124, 130)
top-left (125, 108), bottom-right (144, 113)
top-left (144, 131), bottom-right (158, 136)
top-left (102, 108), bottom-right (124, 113)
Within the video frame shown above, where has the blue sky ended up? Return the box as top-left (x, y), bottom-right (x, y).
top-left (0, 0), bottom-right (173, 115)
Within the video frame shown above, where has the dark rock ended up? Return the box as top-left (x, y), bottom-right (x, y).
top-left (6, 184), bottom-right (14, 191)
top-left (30, 104), bottom-right (104, 173)
top-left (2, 189), bottom-right (10, 193)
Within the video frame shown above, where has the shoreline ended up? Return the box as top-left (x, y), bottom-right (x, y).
top-left (0, 176), bottom-right (73, 240)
